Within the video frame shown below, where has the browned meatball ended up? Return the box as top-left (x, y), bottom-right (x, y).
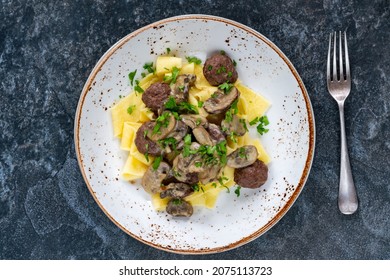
top-left (203, 53), bottom-right (238, 86)
top-left (134, 121), bottom-right (162, 156)
top-left (141, 82), bottom-right (171, 112)
top-left (234, 159), bottom-right (268, 189)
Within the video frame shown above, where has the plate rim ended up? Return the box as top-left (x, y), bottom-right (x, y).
top-left (74, 14), bottom-right (316, 254)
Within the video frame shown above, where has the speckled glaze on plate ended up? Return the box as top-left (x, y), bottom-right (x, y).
top-left (74, 15), bottom-right (315, 254)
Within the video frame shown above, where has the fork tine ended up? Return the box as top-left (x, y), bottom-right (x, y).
top-left (344, 32), bottom-right (350, 80)
top-left (327, 33), bottom-right (332, 81)
top-left (339, 31), bottom-right (344, 81)
top-left (333, 31), bottom-right (338, 81)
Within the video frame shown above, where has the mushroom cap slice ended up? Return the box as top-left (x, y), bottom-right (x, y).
top-left (203, 87), bottom-right (239, 114)
top-left (160, 183), bottom-right (194, 199)
top-left (192, 126), bottom-right (214, 146)
top-left (199, 165), bottom-right (222, 185)
top-left (170, 74), bottom-right (196, 104)
top-left (141, 161), bottom-right (171, 194)
top-left (227, 145), bottom-right (258, 168)
top-left (166, 199), bottom-right (193, 217)
top-left (221, 114), bottom-right (246, 137)
top-left (147, 112), bottom-right (177, 141)
top-left (181, 114), bottom-right (208, 129)
top-left (207, 123), bottom-right (226, 144)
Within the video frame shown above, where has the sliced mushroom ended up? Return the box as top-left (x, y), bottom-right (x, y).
top-left (227, 145), bottom-right (258, 168)
top-left (203, 87), bottom-right (239, 114)
top-left (166, 199), bottom-right (193, 217)
top-left (199, 165), bottom-right (222, 185)
top-left (181, 114), bottom-right (208, 129)
top-left (221, 114), bottom-right (246, 137)
top-left (147, 112), bottom-right (176, 141)
top-left (206, 112), bottom-right (225, 126)
top-left (192, 126), bottom-right (214, 146)
top-left (141, 161), bottom-right (171, 194)
top-left (160, 183), bottom-right (194, 199)
top-left (172, 142), bottom-right (203, 184)
top-left (170, 74), bottom-right (196, 104)
top-left (207, 123), bottom-right (226, 144)
top-left (166, 120), bottom-right (188, 142)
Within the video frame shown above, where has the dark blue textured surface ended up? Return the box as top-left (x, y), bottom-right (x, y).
top-left (1, 0), bottom-right (389, 259)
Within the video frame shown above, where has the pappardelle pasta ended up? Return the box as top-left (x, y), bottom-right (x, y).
top-left (111, 51), bottom-right (271, 217)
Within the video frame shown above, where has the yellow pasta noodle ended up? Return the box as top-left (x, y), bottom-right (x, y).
top-left (235, 83), bottom-right (271, 122)
top-left (122, 155), bottom-right (149, 181)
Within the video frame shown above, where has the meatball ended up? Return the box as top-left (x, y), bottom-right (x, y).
top-left (203, 53), bottom-right (238, 86)
top-left (234, 159), bottom-right (268, 189)
top-left (141, 82), bottom-right (171, 112)
top-left (134, 121), bottom-right (162, 156)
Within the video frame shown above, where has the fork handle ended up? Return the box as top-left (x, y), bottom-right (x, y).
top-left (338, 103), bottom-right (358, 214)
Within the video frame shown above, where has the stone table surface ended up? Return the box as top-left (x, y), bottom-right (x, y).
top-left (1, 0), bottom-right (389, 260)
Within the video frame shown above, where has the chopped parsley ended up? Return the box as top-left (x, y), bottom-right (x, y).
top-left (164, 96), bottom-right (198, 114)
top-left (163, 66), bottom-right (180, 85)
top-left (233, 60), bottom-right (237, 67)
top-left (197, 100), bottom-right (204, 108)
top-left (178, 85), bottom-right (185, 92)
top-left (134, 80), bottom-right (144, 94)
top-left (172, 198), bottom-right (183, 205)
top-left (127, 105), bottom-right (136, 115)
top-left (158, 137), bottom-right (177, 150)
top-left (152, 155), bottom-right (162, 170)
top-left (207, 65), bottom-right (213, 71)
top-left (220, 50), bottom-right (226, 55)
top-left (186, 56), bottom-right (202, 65)
top-left (216, 66), bottom-right (227, 74)
top-left (144, 143), bottom-right (149, 162)
top-left (153, 111), bottom-right (171, 135)
top-left (166, 47), bottom-right (171, 54)
top-left (250, 115), bottom-right (270, 135)
top-left (128, 70), bottom-right (137, 86)
top-left (238, 147), bottom-right (247, 159)
top-left (224, 99), bottom-right (239, 123)
top-left (234, 186), bottom-right (241, 197)
top-left (239, 118), bottom-right (248, 131)
top-left (227, 71), bottom-right (233, 78)
top-left (143, 62), bottom-right (155, 74)
top-left (218, 82), bottom-right (234, 93)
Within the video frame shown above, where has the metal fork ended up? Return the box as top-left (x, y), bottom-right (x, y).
top-left (326, 31), bottom-right (358, 215)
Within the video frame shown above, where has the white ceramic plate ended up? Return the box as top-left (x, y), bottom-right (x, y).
top-left (75, 15), bottom-right (315, 254)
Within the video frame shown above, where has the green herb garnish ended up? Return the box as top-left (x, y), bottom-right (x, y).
top-left (208, 65), bottom-right (213, 71)
top-left (158, 137), bottom-right (177, 150)
top-left (166, 47), bottom-right (171, 54)
top-left (172, 198), bottom-right (183, 205)
top-left (234, 186), bottom-right (241, 197)
top-left (220, 50), bottom-right (226, 55)
top-left (127, 105), bottom-right (136, 115)
top-left (152, 111), bottom-right (171, 135)
top-left (197, 100), bottom-right (204, 108)
top-left (143, 62), bottom-right (155, 74)
top-left (144, 143), bottom-right (149, 162)
top-left (152, 155), bottom-right (162, 170)
top-left (163, 66), bottom-right (180, 85)
top-left (250, 115), bottom-right (270, 135)
top-left (186, 56), bottom-right (202, 65)
top-left (128, 70), bottom-right (137, 86)
top-left (134, 80), bottom-right (144, 93)
top-left (218, 82), bottom-right (234, 93)
top-left (216, 66), bottom-right (227, 74)
top-left (224, 99), bottom-right (239, 123)
top-left (238, 147), bottom-right (247, 159)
